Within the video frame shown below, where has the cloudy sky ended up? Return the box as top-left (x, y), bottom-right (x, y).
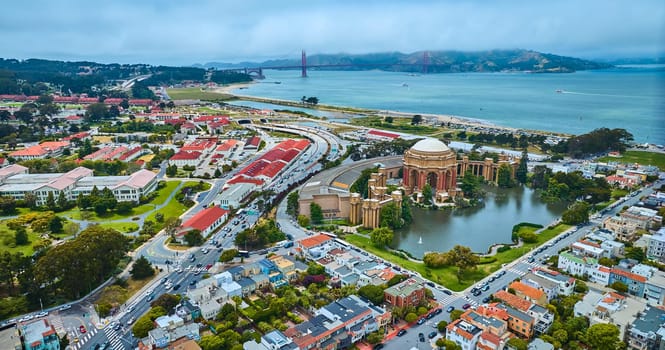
top-left (1, 0), bottom-right (663, 65)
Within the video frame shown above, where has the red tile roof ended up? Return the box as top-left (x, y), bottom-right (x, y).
top-left (509, 281), bottom-right (545, 301)
top-left (494, 290), bottom-right (532, 311)
top-left (245, 136), bottom-right (261, 147)
top-left (170, 150), bottom-right (202, 160)
top-left (180, 206), bottom-right (228, 232)
top-left (298, 234), bottom-right (332, 249)
top-left (368, 129), bottom-right (400, 139)
top-left (611, 268), bottom-right (647, 283)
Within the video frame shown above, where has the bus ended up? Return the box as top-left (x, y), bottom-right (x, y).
top-left (334, 238), bottom-right (349, 249)
top-left (237, 250), bottom-right (250, 258)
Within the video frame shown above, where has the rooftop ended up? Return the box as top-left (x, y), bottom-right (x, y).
top-left (180, 206), bottom-right (228, 232)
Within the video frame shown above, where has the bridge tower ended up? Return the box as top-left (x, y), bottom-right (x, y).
top-left (422, 51), bottom-right (430, 74)
top-left (301, 50), bottom-right (307, 78)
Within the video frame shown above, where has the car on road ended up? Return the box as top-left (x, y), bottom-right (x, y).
top-left (446, 306), bottom-right (455, 313)
top-left (58, 304), bottom-right (71, 311)
top-left (472, 289), bottom-right (482, 296)
top-left (145, 289), bottom-right (153, 296)
top-left (442, 289), bottom-right (453, 295)
top-left (433, 308), bottom-right (442, 315)
top-left (79, 325), bottom-right (86, 333)
top-left (462, 303), bottom-right (472, 310)
top-left (35, 311), bottom-right (48, 318)
top-left (428, 331), bottom-right (438, 339)
top-left (373, 344), bottom-right (384, 350)
top-left (173, 284), bottom-right (181, 291)
top-left (498, 270), bottom-right (506, 277)
top-left (127, 317), bottom-right (135, 325)
top-left (527, 257), bottom-right (536, 263)
top-left (482, 297), bottom-right (491, 303)
top-left (397, 329), bottom-right (407, 337)
top-left (147, 295), bottom-right (154, 302)
top-left (112, 322), bottom-right (121, 331)
top-left (426, 312), bottom-right (434, 319)
top-left (482, 285), bottom-right (490, 292)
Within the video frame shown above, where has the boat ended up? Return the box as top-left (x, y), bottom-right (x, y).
top-left (274, 81), bottom-right (281, 84)
top-left (418, 236), bottom-right (423, 244)
top-left (402, 83), bottom-right (409, 87)
top-left (556, 89), bottom-right (563, 93)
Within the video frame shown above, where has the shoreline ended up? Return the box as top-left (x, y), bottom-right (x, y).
top-left (214, 82), bottom-right (570, 138)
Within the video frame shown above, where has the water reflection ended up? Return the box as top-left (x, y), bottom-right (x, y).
top-left (393, 186), bottom-right (566, 257)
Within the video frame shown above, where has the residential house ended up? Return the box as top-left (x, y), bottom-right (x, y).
top-left (508, 281), bottom-right (548, 306)
top-left (296, 234), bottom-right (334, 259)
top-left (169, 150), bottom-right (202, 167)
top-left (574, 290), bottom-right (646, 338)
top-left (446, 319), bottom-right (482, 350)
top-left (148, 323), bottom-right (201, 349)
top-left (521, 273), bottom-right (559, 302)
top-left (243, 330), bottom-right (299, 350)
top-left (493, 290), bottom-right (554, 335)
top-left (571, 240), bottom-right (607, 259)
top-left (557, 251), bottom-right (598, 277)
top-left (269, 255), bottom-right (297, 282)
top-left (384, 276), bottom-right (427, 308)
top-left (646, 228), bottom-right (665, 263)
top-left (625, 306), bottom-right (665, 350)
top-left (604, 206), bottom-right (662, 241)
top-left (609, 268), bottom-right (647, 298)
top-left (19, 319), bottom-right (59, 350)
top-left (532, 268), bottom-right (576, 296)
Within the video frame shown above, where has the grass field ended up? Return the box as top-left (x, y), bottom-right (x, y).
top-left (0, 222), bottom-right (40, 256)
top-left (99, 222), bottom-right (139, 234)
top-left (167, 87), bottom-right (233, 101)
top-left (59, 181), bottom-right (181, 221)
top-left (350, 116), bottom-right (440, 135)
top-left (344, 223), bottom-right (571, 291)
top-left (598, 150), bottom-right (665, 171)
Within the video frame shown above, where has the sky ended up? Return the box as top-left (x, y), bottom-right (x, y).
top-left (1, 0), bottom-right (663, 66)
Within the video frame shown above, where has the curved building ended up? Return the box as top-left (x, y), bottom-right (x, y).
top-left (403, 138), bottom-right (459, 196)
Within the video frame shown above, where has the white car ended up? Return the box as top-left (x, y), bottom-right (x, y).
top-left (127, 317), bottom-right (135, 325)
top-left (35, 311), bottom-right (48, 318)
top-left (58, 304), bottom-right (72, 311)
top-left (144, 289), bottom-right (153, 296)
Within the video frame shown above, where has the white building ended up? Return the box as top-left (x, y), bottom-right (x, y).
top-left (216, 182), bottom-right (255, 209)
top-left (647, 228), bottom-right (665, 263)
top-left (0, 165), bottom-right (157, 205)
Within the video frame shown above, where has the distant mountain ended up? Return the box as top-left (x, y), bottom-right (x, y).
top-left (600, 57), bottom-right (665, 65)
top-left (201, 49), bottom-right (612, 73)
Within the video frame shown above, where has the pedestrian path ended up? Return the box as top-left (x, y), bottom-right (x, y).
top-left (70, 327), bottom-right (97, 350)
top-left (49, 315), bottom-right (65, 335)
top-left (436, 294), bottom-right (460, 306)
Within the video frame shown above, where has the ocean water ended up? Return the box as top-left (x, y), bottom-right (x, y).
top-left (233, 66), bottom-right (665, 143)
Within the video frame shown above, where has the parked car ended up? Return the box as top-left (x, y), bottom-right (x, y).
top-left (79, 325), bottom-right (86, 333)
top-left (446, 306), bottom-right (455, 313)
top-left (419, 333), bottom-right (425, 342)
top-left (397, 329), bottom-right (407, 337)
top-left (428, 331), bottom-right (438, 339)
top-left (417, 318), bottom-right (425, 325)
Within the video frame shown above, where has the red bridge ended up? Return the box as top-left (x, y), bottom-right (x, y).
top-left (225, 50), bottom-right (432, 79)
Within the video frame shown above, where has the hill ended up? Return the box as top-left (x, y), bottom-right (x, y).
top-left (201, 49), bottom-right (612, 73)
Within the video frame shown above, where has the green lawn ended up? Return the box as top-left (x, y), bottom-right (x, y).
top-left (99, 222), bottom-right (139, 234)
top-left (166, 87), bottom-right (233, 101)
top-left (350, 116), bottom-right (440, 136)
top-left (343, 223), bottom-right (571, 291)
top-left (598, 151), bottom-right (665, 171)
top-left (0, 221), bottom-right (40, 256)
top-left (59, 181), bottom-right (181, 221)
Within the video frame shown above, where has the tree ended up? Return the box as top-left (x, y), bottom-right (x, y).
top-left (56, 191), bottom-right (68, 210)
top-left (130, 256), bottom-right (155, 280)
top-left (46, 192), bottom-right (56, 211)
top-left (562, 201), bottom-right (590, 225)
top-left (438, 339), bottom-right (461, 350)
top-left (85, 103), bottom-right (109, 122)
top-left (405, 312), bottom-right (418, 323)
top-left (574, 280), bottom-right (588, 294)
top-left (625, 246), bottom-right (646, 262)
top-left (411, 114), bottom-right (423, 125)
top-left (421, 183), bottom-right (433, 205)
top-left (14, 227), bottom-right (29, 245)
top-left (310, 202), bottom-right (323, 225)
top-left (48, 216), bottom-right (63, 234)
top-left (184, 229), bottom-right (204, 246)
top-left (506, 338), bottom-right (528, 350)
top-left (437, 320), bottom-right (448, 332)
top-left (163, 217), bottom-right (181, 237)
top-left (516, 149), bottom-right (528, 184)
top-left (586, 323), bottom-right (621, 350)
top-left (496, 163), bottom-right (513, 188)
top-left (610, 281), bottom-right (628, 293)
top-left (297, 215), bottom-right (310, 227)
top-left (449, 309), bottom-right (463, 321)
top-left (518, 231), bottom-right (538, 243)
top-left (115, 201), bottom-right (133, 215)
top-left (165, 164), bottom-right (177, 177)
top-left (370, 227), bottom-right (394, 248)
top-left (379, 202), bottom-right (402, 229)
top-left (306, 262), bottom-right (325, 275)
top-left (358, 285), bottom-right (385, 305)
top-left (214, 168), bottom-right (222, 178)
top-left (460, 170), bottom-right (482, 198)
top-left (385, 116), bottom-right (394, 123)
top-left (150, 293), bottom-right (181, 312)
top-left (447, 245), bottom-right (480, 282)
top-left (219, 249), bottom-right (238, 263)
top-left (286, 192), bottom-right (299, 217)
top-left (366, 331), bottom-right (384, 345)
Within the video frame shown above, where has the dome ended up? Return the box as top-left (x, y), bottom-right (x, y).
top-left (410, 138), bottom-right (450, 153)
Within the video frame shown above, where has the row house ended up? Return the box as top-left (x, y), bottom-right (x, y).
top-left (646, 228), bottom-right (665, 263)
top-left (531, 268), bottom-right (576, 296)
top-left (625, 306), bottom-right (665, 350)
top-left (446, 318), bottom-right (483, 350)
top-left (493, 291), bottom-right (553, 335)
top-left (508, 281), bottom-right (548, 306)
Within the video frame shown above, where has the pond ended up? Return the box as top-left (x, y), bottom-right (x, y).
top-left (393, 185), bottom-right (567, 257)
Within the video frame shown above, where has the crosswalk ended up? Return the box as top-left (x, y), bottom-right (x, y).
top-left (49, 315), bottom-right (65, 335)
top-left (436, 294), bottom-right (460, 306)
top-left (104, 326), bottom-right (129, 350)
top-left (70, 327), bottom-right (97, 350)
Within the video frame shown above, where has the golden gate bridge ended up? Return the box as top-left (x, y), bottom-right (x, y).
top-left (222, 50), bottom-right (432, 79)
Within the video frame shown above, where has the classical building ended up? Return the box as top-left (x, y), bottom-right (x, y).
top-left (403, 138), bottom-right (459, 197)
top-left (349, 170), bottom-right (403, 228)
top-left (403, 138), bottom-right (518, 201)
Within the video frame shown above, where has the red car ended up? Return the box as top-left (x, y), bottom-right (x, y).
top-left (205, 264), bottom-right (213, 270)
top-left (79, 325), bottom-right (86, 334)
top-left (462, 303), bottom-right (472, 310)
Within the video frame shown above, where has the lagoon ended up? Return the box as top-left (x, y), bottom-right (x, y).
top-left (393, 186), bottom-right (567, 257)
